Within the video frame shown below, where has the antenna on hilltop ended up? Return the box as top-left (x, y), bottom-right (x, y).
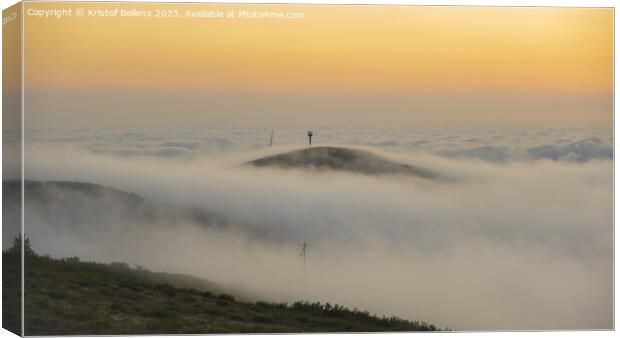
top-left (297, 241), bottom-right (309, 272)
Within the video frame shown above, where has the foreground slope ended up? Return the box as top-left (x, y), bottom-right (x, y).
top-left (246, 146), bottom-right (438, 179)
top-left (4, 242), bottom-right (438, 335)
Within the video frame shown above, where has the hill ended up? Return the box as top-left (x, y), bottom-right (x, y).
top-left (3, 180), bottom-right (228, 230)
top-left (3, 239), bottom-right (439, 335)
top-left (246, 146), bottom-right (438, 179)
top-left (3, 180), bottom-right (293, 244)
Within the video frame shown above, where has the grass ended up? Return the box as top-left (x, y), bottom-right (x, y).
top-left (3, 238), bottom-right (439, 335)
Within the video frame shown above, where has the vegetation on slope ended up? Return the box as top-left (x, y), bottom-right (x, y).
top-left (3, 238), bottom-right (438, 335)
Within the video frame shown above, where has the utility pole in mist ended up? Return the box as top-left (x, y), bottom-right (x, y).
top-left (297, 241), bottom-right (309, 272)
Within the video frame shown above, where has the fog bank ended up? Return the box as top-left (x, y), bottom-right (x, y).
top-left (19, 143), bottom-right (612, 330)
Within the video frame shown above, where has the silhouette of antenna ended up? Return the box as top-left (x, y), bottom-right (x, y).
top-left (307, 131), bottom-right (313, 146)
top-left (297, 241), bottom-right (309, 272)
top-left (269, 130), bottom-right (274, 149)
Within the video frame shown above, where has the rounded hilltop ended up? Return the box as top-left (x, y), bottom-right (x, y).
top-left (245, 146), bottom-right (438, 179)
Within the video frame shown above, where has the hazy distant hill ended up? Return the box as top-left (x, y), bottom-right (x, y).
top-left (3, 180), bottom-right (229, 230)
top-left (246, 146), bottom-right (438, 179)
top-left (3, 240), bottom-right (439, 335)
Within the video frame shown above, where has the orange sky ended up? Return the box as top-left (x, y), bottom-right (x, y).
top-left (20, 3), bottom-right (613, 126)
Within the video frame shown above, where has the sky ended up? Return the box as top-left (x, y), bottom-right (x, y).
top-left (20, 3), bottom-right (613, 128)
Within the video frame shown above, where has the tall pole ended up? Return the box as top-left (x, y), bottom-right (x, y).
top-left (298, 241), bottom-right (308, 272)
top-left (302, 241), bottom-right (307, 272)
top-left (307, 131), bottom-right (313, 146)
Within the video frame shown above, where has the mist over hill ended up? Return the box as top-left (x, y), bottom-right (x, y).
top-left (11, 138), bottom-right (613, 330)
top-left (245, 146), bottom-right (439, 179)
top-left (4, 180), bottom-right (228, 232)
top-left (4, 180), bottom-right (293, 245)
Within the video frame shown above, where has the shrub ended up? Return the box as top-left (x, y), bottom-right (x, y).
top-left (217, 294), bottom-right (235, 301)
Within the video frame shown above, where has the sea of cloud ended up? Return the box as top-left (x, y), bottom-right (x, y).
top-left (21, 125), bottom-right (612, 163)
top-left (10, 126), bottom-right (613, 331)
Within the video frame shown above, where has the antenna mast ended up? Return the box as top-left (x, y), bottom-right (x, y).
top-left (269, 130), bottom-right (274, 149)
top-left (298, 241), bottom-right (309, 272)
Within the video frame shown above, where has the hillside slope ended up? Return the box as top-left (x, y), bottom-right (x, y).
top-left (246, 146), bottom-right (438, 179)
top-left (4, 242), bottom-right (438, 335)
top-left (3, 180), bottom-right (227, 230)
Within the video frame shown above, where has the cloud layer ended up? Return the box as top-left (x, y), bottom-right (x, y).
top-left (23, 125), bottom-right (612, 163)
top-left (16, 127), bottom-right (614, 331)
